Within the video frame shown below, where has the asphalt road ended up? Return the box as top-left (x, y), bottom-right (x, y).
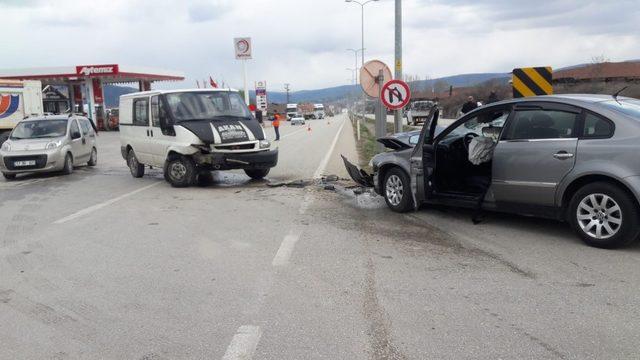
top-left (1, 113), bottom-right (639, 359)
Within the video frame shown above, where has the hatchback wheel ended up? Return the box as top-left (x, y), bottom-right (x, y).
top-left (62, 153), bottom-right (74, 175)
top-left (164, 155), bottom-right (196, 187)
top-left (383, 167), bottom-right (413, 213)
top-left (127, 149), bottom-right (145, 178)
top-left (87, 148), bottom-right (97, 166)
top-left (569, 182), bottom-right (640, 248)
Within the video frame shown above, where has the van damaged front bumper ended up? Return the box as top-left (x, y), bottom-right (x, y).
top-left (194, 149), bottom-right (278, 170)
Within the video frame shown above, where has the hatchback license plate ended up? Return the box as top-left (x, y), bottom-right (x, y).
top-left (14, 160), bottom-right (36, 167)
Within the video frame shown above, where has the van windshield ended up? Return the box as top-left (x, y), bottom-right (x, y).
top-left (11, 119), bottom-right (68, 140)
top-left (165, 91), bottom-right (252, 122)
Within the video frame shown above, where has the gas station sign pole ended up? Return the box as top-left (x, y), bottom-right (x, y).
top-left (234, 37), bottom-right (252, 105)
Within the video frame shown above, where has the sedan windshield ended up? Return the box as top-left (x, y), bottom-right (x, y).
top-left (165, 91), bottom-right (252, 122)
top-left (10, 119), bottom-right (67, 139)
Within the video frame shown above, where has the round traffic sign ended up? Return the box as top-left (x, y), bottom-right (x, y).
top-left (380, 80), bottom-right (411, 110)
top-left (360, 60), bottom-right (393, 98)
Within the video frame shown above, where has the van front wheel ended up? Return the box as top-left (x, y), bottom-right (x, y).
top-left (244, 168), bottom-right (270, 180)
top-left (164, 155), bottom-right (196, 187)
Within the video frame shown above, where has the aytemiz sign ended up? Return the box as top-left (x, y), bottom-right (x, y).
top-left (380, 79), bottom-right (411, 110)
top-left (76, 64), bottom-right (119, 77)
top-left (234, 38), bottom-right (252, 60)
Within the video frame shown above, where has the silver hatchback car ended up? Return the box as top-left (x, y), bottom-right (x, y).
top-left (0, 115), bottom-right (97, 179)
top-left (361, 94), bottom-right (640, 248)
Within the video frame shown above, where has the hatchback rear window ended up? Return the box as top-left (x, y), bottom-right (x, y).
top-left (600, 99), bottom-right (640, 119)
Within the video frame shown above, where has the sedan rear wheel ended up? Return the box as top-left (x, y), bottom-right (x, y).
top-left (569, 182), bottom-right (640, 248)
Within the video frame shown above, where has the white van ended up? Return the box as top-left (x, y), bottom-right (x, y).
top-left (119, 89), bottom-right (277, 187)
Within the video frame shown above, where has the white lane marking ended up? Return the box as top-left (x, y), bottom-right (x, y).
top-left (272, 231), bottom-right (302, 267)
top-left (0, 178), bottom-right (49, 188)
top-left (222, 325), bottom-right (262, 360)
top-left (313, 118), bottom-right (346, 179)
top-left (53, 182), bottom-right (161, 224)
top-left (280, 127), bottom-right (307, 139)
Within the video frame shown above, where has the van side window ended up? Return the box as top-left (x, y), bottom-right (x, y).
top-left (151, 96), bottom-right (164, 127)
top-left (79, 119), bottom-right (90, 135)
top-left (133, 99), bottom-right (149, 126)
top-left (503, 109), bottom-right (579, 140)
top-left (582, 112), bottom-right (614, 138)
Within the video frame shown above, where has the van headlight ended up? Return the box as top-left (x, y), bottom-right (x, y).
top-left (1, 142), bottom-right (10, 152)
top-left (46, 141), bottom-right (62, 150)
top-left (259, 140), bottom-right (271, 149)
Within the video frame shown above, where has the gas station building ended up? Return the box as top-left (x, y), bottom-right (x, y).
top-left (0, 64), bottom-right (184, 129)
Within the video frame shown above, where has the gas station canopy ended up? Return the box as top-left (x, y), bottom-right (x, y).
top-left (0, 64), bottom-right (184, 85)
top-left (0, 64), bottom-right (185, 130)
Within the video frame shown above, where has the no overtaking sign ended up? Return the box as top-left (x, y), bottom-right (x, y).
top-left (380, 80), bottom-right (411, 110)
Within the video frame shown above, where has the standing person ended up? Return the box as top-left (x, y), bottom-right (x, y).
top-left (487, 90), bottom-right (499, 104)
top-left (461, 96), bottom-right (478, 114)
top-left (272, 112), bottom-right (281, 141)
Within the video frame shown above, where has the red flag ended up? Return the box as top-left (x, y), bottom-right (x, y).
top-left (209, 76), bottom-right (218, 88)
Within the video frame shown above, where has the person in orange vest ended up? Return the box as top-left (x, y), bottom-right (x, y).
top-left (272, 112), bottom-right (281, 141)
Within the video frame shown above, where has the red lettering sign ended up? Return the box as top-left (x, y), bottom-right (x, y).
top-left (76, 64), bottom-right (119, 77)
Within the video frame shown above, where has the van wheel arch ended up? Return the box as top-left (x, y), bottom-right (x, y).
top-left (562, 175), bottom-right (639, 218)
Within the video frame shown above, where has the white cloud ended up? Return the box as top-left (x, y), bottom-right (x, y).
top-left (0, 0), bottom-right (638, 91)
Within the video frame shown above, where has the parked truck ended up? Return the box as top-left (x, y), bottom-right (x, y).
top-left (405, 100), bottom-right (437, 126)
top-left (286, 103), bottom-right (298, 120)
top-left (313, 104), bottom-right (325, 119)
top-left (0, 80), bottom-right (44, 144)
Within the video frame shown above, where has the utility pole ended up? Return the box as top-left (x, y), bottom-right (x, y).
top-left (393, 0), bottom-right (403, 133)
top-left (284, 83), bottom-right (290, 104)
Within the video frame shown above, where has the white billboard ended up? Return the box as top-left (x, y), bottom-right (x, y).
top-left (234, 37), bottom-right (252, 60)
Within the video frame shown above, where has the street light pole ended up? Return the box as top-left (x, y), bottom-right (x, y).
top-left (394, 0), bottom-right (403, 133)
top-left (346, 0), bottom-right (378, 141)
top-left (284, 83), bottom-right (290, 104)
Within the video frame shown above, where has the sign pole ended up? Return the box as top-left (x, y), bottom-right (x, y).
top-left (375, 69), bottom-right (385, 153)
top-left (243, 59), bottom-right (249, 105)
top-left (394, 0), bottom-right (403, 133)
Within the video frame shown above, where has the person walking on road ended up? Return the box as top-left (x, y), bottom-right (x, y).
top-left (461, 96), bottom-right (478, 114)
top-left (272, 112), bottom-right (281, 141)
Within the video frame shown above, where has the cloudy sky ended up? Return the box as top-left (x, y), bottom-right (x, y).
top-left (1, 0), bottom-right (639, 91)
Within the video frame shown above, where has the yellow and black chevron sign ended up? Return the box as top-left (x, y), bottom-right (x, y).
top-left (512, 67), bottom-right (553, 98)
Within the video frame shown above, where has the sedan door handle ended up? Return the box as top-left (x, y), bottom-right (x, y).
top-left (553, 151), bottom-right (574, 160)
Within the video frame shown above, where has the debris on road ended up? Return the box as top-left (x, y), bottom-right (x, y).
top-left (267, 179), bottom-right (313, 188)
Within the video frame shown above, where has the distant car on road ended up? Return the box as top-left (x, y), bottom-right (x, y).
top-left (0, 115), bottom-right (98, 179)
top-left (346, 94), bottom-right (640, 248)
top-left (290, 115), bottom-right (306, 125)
